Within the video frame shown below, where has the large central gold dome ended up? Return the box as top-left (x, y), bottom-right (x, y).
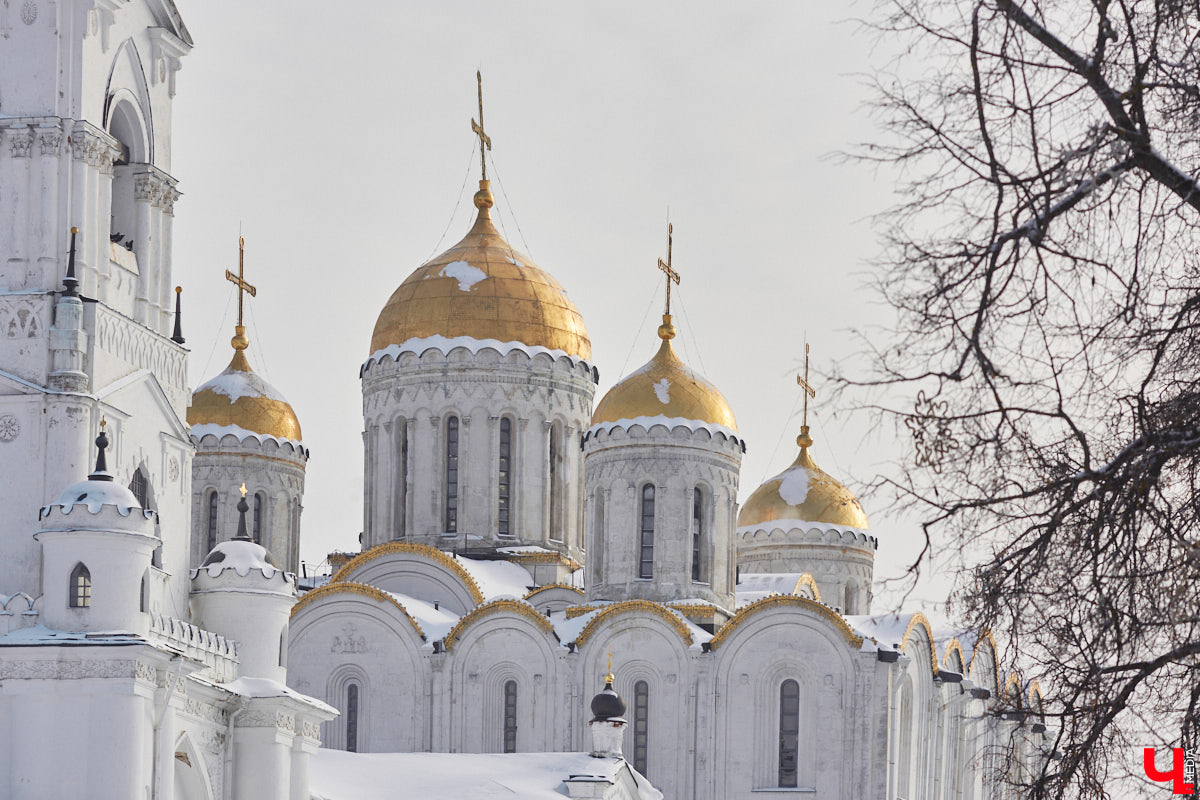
top-left (370, 185), bottom-right (591, 361)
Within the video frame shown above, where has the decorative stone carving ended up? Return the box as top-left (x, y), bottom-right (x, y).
top-left (38, 130), bottom-right (62, 155)
top-left (0, 415), bottom-right (19, 443)
top-left (330, 623), bottom-right (368, 654)
top-left (21, 1), bottom-right (37, 26)
top-left (9, 130), bottom-right (33, 158)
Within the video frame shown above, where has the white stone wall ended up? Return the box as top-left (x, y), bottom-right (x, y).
top-left (583, 423), bottom-right (742, 609)
top-left (190, 432), bottom-right (308, 572)
top-left (360, 345), bottom-right (595, 559)
top-left (737, 524), bottom-right (878, 614)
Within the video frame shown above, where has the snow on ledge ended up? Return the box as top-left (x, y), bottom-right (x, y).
top-left (363, 335), bottom-right (592, 372)
top-left (220, 676), bottom-right (338, 714)
top-left (587, 415), bottom-right (742, 444)
top-left (737, 518), bottom-right (871, 537)
top-left (190, 423), bottom-right (305, 451)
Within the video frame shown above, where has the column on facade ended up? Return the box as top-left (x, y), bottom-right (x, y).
top-left (132, 169), bottom-right (155, 324)
top-left (36, 123), bottom-right (62, 289)
top-left (8, 127), bottom-right (33, 285)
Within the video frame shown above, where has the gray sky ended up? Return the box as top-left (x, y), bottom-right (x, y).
top-left (171, 1), bottom-right (948, 608)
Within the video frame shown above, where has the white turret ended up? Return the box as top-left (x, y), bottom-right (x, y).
top-left (191, 484), bottom-right (296, 682)
top-left (35, 422), bottom-right (157, 634)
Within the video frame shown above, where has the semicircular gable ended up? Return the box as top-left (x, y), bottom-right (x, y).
top-left (900, 612), bottom-right (940, 676)
top-left (794, 573), bottom-right (822, 602)
top-left (941, 638), bottom-right (967, 673)
top-left (966, 629), bottom-right (1002, 697)
top-left (710, 595), bottom-right (863, 651)
top-left (574, 600), bottom-right (695, 649)
top-left (291, 581), bottom-right (425, 640)
top-left (443, 599), bottom-right (555, 650)
top-left (523, 583), bottom-right (584, 614)
top-left (330, 542), bottom-right (484, 611)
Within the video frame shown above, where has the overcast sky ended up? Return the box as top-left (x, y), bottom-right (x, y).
top-left (170, 1), bottom-right (950, 608)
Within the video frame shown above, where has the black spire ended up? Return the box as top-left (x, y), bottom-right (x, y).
top-left (88, 419), bottom-right (112, 481)
top-left (63, 227), bottom-right (79, 297)
top-left (234, 485), bottom-right (252, 541)
top-left (171, 286), bottom-right (185, 344)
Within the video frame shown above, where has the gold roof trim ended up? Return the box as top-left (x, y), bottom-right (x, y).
top-left (573, 600), bottom-right (695, 649)
top-left (591, 336), bottom-right (737, 431)
top-left (793, 573), bottom-right (822, 601)
top-left (667, 602), bottom-right (720, 621)
top-left (329, 542), bottom-right (485, 606)
top-left (899, 612), bottom-right (940, 676)
top-left (442, 598), bottom-right (555, 651)
top-left (522, 583), bottom-right (585, 600)
top-left (941, 637), bottom-right (967, 673)
top-left (966, 628), bottom-right (1003, 697)
top-left (1027, 679), bottom-right (1044, 713)
top-left (708, 595), bottom-right (864, 651)
top-left (503, 551), bottom-right (583, 570)
top-left (290, 581), bottom-right (425, 640)
top-left (565, 604), bottom-right (599, 619)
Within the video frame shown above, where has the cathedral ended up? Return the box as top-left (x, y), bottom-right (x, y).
top-left (0, 2), bottom-right (1050, 799)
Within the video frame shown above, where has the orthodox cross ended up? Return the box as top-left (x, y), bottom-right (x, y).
top-left (471, 70), bottom-right (492, 182)
top-left (797, 342), bottom-right (816, 427)
top-left (225, 236), bottom-right (256, 327)
top-left (657, 223), bottom-right (680, 315)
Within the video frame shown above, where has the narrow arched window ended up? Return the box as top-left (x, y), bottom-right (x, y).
top-left (639, 485), bottom-right (655, 579)
top-left (206, 490), bottom-right (219, 551)
top-left (844, 583), bottom-right (856, 615)
top-left (633, 680), bottom-right (650, 777)
top-left (346, 683), bottom-right (360, 753)
top-left (691, 488), bottom-right (704, 582)
top-left (503, 680), bottom-right (518, 753)
top-left (129, 468), bottom-right (150, 508)
top-left (498, 417), bottom-right (513, 537)
top-left (548, 423), bottom-right (562, 541)
top-left (779, 679), bottom-right (800, 787)
top-left (592, 488), bottom-right (605, 585)
top-left (253, 492), bottom-right (265, 544)
top-left (394, 418), bottom-right (408, 539)
top-left (279, 625), bottom-right (288, 668)
top-left (140, 569), bottom-right (149, 612)
top-left (445, 416), bottom-right (459, 533)
top-left (69, 563), bottom-right (91, 608)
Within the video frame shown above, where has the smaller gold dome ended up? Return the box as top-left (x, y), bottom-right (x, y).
top-left (592, 316), bottom-right (737, 431)
top-left (188, 329), bottom-right (302, 442)
top-left (738, 430), bottom-right (868, 530)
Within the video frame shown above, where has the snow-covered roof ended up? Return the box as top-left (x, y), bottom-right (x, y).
top-left (197, 539), bottom-right (285, 579)
top-left (0, 624), bottom-right (144, 646)
top-left (456, 556), bottom-right (536, 601)
top-left (220, 676), bottom-right (337, 715)
top-left (190, 422), bottom-right (305, 452)
top-left (45, 477), bottom-right (146, 516)
top-left (364, 335), bottom-right (593, 372)
top-left (586, 415), bottom-right (741, 444)
top-left (382, 590), bottom-right (461, 642)
top-left (309, 748), bottom-right (661, 800)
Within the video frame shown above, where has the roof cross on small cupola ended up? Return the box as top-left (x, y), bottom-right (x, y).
top-left (470, 71), bottom-right (497, 213)
top-left (796, 342), bottom-right (817, 449)
top-left (89, 418), bottom-right (113, 482)
top-left (225, 236), bottom-right (257, 357)
top-left (233, 482), bottom-right (252, 541)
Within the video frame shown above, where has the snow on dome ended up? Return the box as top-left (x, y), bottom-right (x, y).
top-left (188, 349), bottom-right (303, 442)
top-left (363, 334), bottom-right (592, 373)
top-left (370, 202), bottom-right (591, 361)
top-left (47, 478), bottom-right (144, 516)
top-left (199, 538), bottom-right (285, 579)
top-left (738, 444), bottom-right (868, 531)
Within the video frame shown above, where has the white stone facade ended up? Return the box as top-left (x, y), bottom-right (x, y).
top-left (190, 431), bottom-right (308, 573)
top-left (360, 343), bottom-right (596, 559)
top-left (583, 422), bottom-right (742, 610)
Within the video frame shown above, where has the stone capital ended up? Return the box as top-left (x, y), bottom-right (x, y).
top-left (9, 128), bottom-right (33, 158)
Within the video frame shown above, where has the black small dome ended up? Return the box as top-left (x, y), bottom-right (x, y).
top-left (589, 679), bottom-right (626, 722)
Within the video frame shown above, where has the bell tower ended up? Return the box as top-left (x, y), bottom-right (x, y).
top-left (0, 1), bottom-right (194, 613)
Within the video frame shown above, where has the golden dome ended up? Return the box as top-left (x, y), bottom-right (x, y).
top-left (738, 428), bottom-right (868, 530)
top-left (369, 182), bottom-right (591, 361)
top-left (188, 327), bottom-right (303, 442)
top-left (592, 316), bottom-right (737, 431)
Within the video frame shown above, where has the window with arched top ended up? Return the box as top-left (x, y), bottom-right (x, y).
top-left (346, 683), bottom-right (360, 753)
top-left (129, 467), bottom-right (150, 509)
top-left (779, 679), bottom-right (800, 787)
top-left (639, 485), bottom-right (655, 579)
top-left (503, 680), bottom-right (518, 753)
top-left (140, 569), bottom-right (149, 613)
top-left (253, 492), bottom-right (265, 544)
top-left (279, 625), bottom-right (288, 668)
top-left (548, 423), bottom-right (563, 542)
top-left (206, 490), bottom-right (219, 552)
top-left (498, 417), bottom-right (513, 537)
top-left (844, 583), bottom-right (856, 615)
top-left (445, 416), bottom-right (459, 533)
top-left (69, 563), bottom-right (91, 608)
top-left (633, 680), bottom-right (650, 777)
top-left (691, 488), bottom-right (706, 582)
top-left (591, 488), bottom-right (605, 585)
top-left (394, 418), bottom-right (408, 540)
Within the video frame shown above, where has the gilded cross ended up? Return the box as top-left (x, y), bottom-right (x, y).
top-left (471, 70), bottom-right (492, 182)
top-left (225, 236), bottom-right (256, 327)
top-left (797, 342), bottom-right (816, 427)
top-left (657, 223), bottom-right (680, 315)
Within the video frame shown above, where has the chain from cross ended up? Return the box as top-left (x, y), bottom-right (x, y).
top-left (225, 236), bottom-right (256, 328)
top-left (797, 342), bottom-right (816, 427)
top-left (471, 70), bottom-right (492, 182)
top-left (657, 222), bottom-right (680, 316)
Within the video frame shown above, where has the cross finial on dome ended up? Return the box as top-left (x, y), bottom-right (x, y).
top-left (89, 417), bottom-right (113, 481)
top-left (797, 342), bottom-right (816, 449)
top-left (605, 649), bottom-right (614, 685)
top-left (656, 222), bottom-right (680, 341)
top-left (471, 71), bottom-right (496, 212)
top-left (225, 236), bottom-right (256, 354)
